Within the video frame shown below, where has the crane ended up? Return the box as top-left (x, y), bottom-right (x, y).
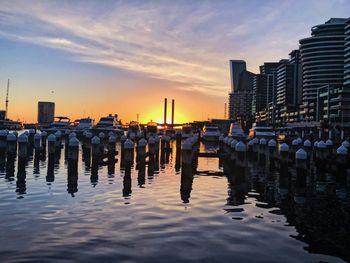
top-left (5, 79), bottom-right (9, 119)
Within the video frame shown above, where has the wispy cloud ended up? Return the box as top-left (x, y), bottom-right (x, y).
top-left (0, 0), bottom-right (349, 97)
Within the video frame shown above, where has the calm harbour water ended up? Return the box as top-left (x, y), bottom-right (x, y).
top-left (0, 137), bottom-right (349, 262)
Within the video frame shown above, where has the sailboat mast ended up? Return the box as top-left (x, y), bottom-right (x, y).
top-left (5, 79), bottom-right (9, 119)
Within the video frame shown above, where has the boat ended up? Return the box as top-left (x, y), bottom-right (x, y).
top-left (0, 80), bottom-right (23, 130)
top-left (248, 122), bottom-right (276, 140)
top-left (165, 127), bottom-right (176, 139)
top-left (127, 121), bottom-right (143, 140)
top-left (74, 117), bottom-right (94, 134)
top-left (146, 122), bottom-right (158, 138)
top-left (0, 119), bottom-right (23, 130)
top-left (202, 124), bottom-right (221, 142)
top-left (90, 114), bottom-right (123, 137)
top-left (181, 124), bottom-right (193, 139)
top-left (228, 122), bottom-right (247, 141)
top-left (42, 116), bottom-right (72, 133)
top-left (157, 128), bottom-right (164, 136)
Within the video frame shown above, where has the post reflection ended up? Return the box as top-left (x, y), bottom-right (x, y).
top-left (0, 156), bottom-right (5, 174)
top-left (136, 142), bottom-right (146, 187)
top-left (46, 153), bottom-right (55, 183)
top-left (5, 155), bottom-right (15, 182)
top-left (91, 157), bottom-right (99, 186)
top-left (175, 140), bottom-right (181, 173)
top-left (67, 159), bottom-right (78, 196)
top-left (16, 157), bottom-right (27, 195)
top-left (1, 135), bottom-right (350, 262)
top-left (180, 166), bottom-right (194, 203)
top-left (147, 154), bottom-right (155, 181)
top-left (123, 165), bottom-right (132, 197)
top-left (33, 149), bottom-right (40, 176)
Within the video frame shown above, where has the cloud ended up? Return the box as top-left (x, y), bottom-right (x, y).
top-left (0, 0), bottom-right (349, 97)
top-left (0, 1), bottom-right (232, 96)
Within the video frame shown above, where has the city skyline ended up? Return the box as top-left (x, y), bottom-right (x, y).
top-left (1, 0), bottom-right (349, 123)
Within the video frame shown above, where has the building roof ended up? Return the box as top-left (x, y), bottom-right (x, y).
top-left (325, 18), bottom-right (348, 24)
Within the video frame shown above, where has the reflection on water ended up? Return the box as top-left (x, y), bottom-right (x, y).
top-left (0, 139), bottom-right (349, 262)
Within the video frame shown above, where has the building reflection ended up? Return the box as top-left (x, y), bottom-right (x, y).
top-left (242, 158), bottom-right (350, 262)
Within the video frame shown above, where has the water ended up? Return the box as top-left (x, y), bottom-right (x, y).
top-left (0, 139), bottom-right (349, 262)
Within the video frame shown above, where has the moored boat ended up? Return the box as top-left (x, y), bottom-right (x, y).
top-left (181, 124), bottom-right (193, 139)
top-left (42, 116), bottom-right (72, 133)
top-left (248, 122), bottom-right (276, 140)
top-left (90, 114), bottom-right (123, 137)
top-left (165, 127), bottom-right (176, 139)
top-left (0, 119), bottom-right (23, 130)
top-left (74, 117), bottom-right (94, 134)
top-left (228, 122), bottom-right (247, 141)
top-left (202, 124), bottom-right (220, 142)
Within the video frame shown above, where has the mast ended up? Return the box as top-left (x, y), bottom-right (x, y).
top-left (5, 79), bottom-right (9, 119)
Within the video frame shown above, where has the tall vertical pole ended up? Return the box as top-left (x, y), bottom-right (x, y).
top-left (171, 99), bottom-right (175, 127)
top-left (5, 79), bottom-right (9, 119)
top-left (164, 98), bottom-right (167, 127)
top-left (224, 102), bottom-right (227, 119)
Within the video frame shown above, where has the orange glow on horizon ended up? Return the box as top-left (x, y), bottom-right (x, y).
top-left (7, 82), bottom-right (226, 124)
top-left (138, 107), bottom-right (191, 125)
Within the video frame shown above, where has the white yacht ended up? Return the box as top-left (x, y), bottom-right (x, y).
top-left (229, 122), bottom-right (247, 141)
top-left (202, 124), bottom-right (220, 142)
top-left (0, 119), bottom-right (23, 130)
top-left (43, 116), bottom-right (72, 133)
top-left (74, 117), bottom-right (94, 134)
top-left (91, 114), bottom-right (123, 137)
top-left (249, 123), bottom-right (276, 140)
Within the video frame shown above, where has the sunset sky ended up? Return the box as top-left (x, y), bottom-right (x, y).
top-left (0, 0), bottom-right (349, 124)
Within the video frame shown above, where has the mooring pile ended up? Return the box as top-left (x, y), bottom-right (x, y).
top-left (219, 134), bottom-right (350, 187)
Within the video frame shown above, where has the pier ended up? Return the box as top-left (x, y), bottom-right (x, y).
top-left (0, 127), bottom-right (349, 181)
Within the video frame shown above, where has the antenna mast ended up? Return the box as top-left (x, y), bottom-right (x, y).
top-left (224, 102), bottom-right (227, 119)
top-left (5, 79), bottom-right (9, 119)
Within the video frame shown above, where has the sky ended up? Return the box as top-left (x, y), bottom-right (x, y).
top-left (0, 0), bottom-right (349, 124)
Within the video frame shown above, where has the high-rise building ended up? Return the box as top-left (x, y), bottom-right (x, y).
top-left (345, 18), bottom-right (350, 87)
top-left (237, 70), bottom-right (255, 91)
top-left (229, 60), bottom-right (246, 92)
top-left (38, 102), bottom-right (55, 124)
top-left (228, 60), bottom-right (255, 122)
top-left (299, 18), bottom-right (347, 121)
top-left (260, 62), bottom-right (280, 108)
top-left (289, 50), bottom-right (303, 106)
top-left (250, 62), bottom-right (281, 124)
top-left (252, 74), bottom-right (267, 121)
top-left (229, 69), bottom-right (255, 121)
top-left (275, 50), bottom-right (303, 125)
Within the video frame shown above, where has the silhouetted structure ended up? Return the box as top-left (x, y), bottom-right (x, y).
top-left (38, 101), bottom-right (55, 125)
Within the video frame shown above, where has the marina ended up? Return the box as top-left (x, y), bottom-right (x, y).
top-left (1, 1), bottom-right (350, 262)
top-left (0, 129), bottom-right (349, 262)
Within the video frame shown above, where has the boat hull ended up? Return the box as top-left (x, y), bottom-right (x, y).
top-left (202, 135), bottom-right (220, 142)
